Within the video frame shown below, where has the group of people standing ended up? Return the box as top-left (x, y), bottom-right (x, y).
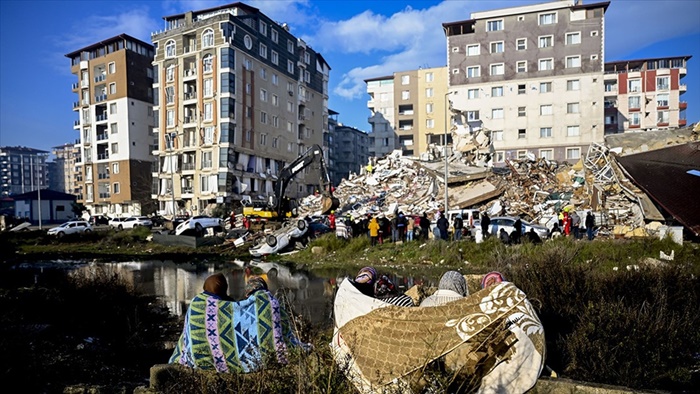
top-left (554, 209), bottom-right (596, 241)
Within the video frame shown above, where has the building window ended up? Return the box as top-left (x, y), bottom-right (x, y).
top-left (517, 61), bottom-right (527, 73)
top-left (567, 125), bottom-right (580, 136)
top-left (630, 112), bottom-right (640, 126)
top-left (485, 130), bottom-right (500, 141)
top-left (165, 86), bottom-right (174, 103)
top-left (203, 54), bottom-right (213, 73)
top-left (466, 66), bottom-right (480, 78)
top-left (657, 93), bottom-right (669, 107)
top-left (539, 58), bottom-right (553, 71)
top-left (287, 39), bottom-right (294, 53)
top-left (204, 78), bottom-right (213, 97)
top-left (259, 43), bottom-right (267, 58)
top-left (260, 133), bottom-right (267, 145)
top-left (204, 126), bottom-right (214, 144)
top-left (567, 79), bottom-right (580, 91)
top-left (490, 41), bottom-right (504, 53)
top-left (272, 73), bottom-right (278, 85)
top-left (540, 127), bottom-right (552, 138)
top-left (491, 86), bottom-right (504, 97)
top-left (244, 58), bottom-right (252, 70)
top-left (657, 111), bottom-right (669, 124)
top-left (467, 88), bottom-right (479, 99)
top-left (518, 85), bottom-right (526, 95)
top-left (110, 103), bottom-right (117, 114)
top-left (495, 151), bottom-right (505, 163)
top-left (202, 29), bottom-right (214, 48)
top-left (287, 60), bottom-right (294, 74)
top-left (112, 182), bottom-right (120, 194)
top-left (518, 106), bottom-right (526, 116)
top-left (166, 110), bottom-right (174, 126)
top-left (287, 121), bottom-right (293, 132)
top-left (201, 151), bottom-right (212, 169)
top-left (566, 148), bottom-right (581, 160)
top-left (287, 101), bottom-right (294, 112)
top-left (518, 129), bottom-right (526, 139)
top-left (538, 12), bottom-right (557, 25)
top-left (425, 88), bottom-right (434, 97)
top-left (466, 44), bottom-right (480, 56)
top-left (490, 63), bottom-right (504, 76)
top-left (486, 19), bottom-right (503, 31)
top-left (401, 75), bottom-right (410, 84)
top-left (109, 83), bottom-right (116, 94)
top-left (426, 72), bottom-right (434, 82)
top-left (426, 103), bottom-right (433, 113)
top-left (467, 111), bottom-right (479, 121)
top-left (540, 149), bottom-right (553, 160)
top-left (165, 40), bottom-right (176, 58)
top-left (272, 94), bottom-right (279, 107)
top-left (271, 29), bottom-right (278, 43)
top-left (540, 82), bottom-right (552, 93)
top-left (401, 90), bottom-right (410, 100)
top-left (271, 50), bottom-right (278, 65)
top-left (492, 108), bottom-right (504, 119)
top-left (260, 89), bottom-right (268, 102)
top-left (259, 20), bottom-right (267, 36)
top-left (111, 143), bottom-right (118, 154)
top-left (516, 38), bottom-right (527, 51)
top-left (566, 32), bottom-right (581, 45)
top-left (304, 52), bottom-right (310, 64)
top-left (628, 79), bottom-right (642, 93)
top-left (605, 115), bottom-right (616, 125)
top-left (304, 70), bottom-right (310, 83)
top-left (426, 119), bottom-right (434, 128)
top-left (567, 102), bottom-right (580, 114)
top-left (260, 112), bottom-right (268, 124)
top-left (566, 55), bottom-right (581, 68)
top-left (112, 163), bottom-right (119, 174)
top-left (272, 116), bottom-right (279, 128)
top-left (540, 105), bottom-right (553, 115)
top-left (538, 35), bottom-right (553, 48)
top-left (110, 123), bottom-right (118, 134)
top-left (108, 62), bottom-right (115, 74)
top-left (656, 76), bottom-right (670, 90)
top-left (629, 96), bottom-right (641, 109)
top-left (204, 103), bottom-right (213, 121)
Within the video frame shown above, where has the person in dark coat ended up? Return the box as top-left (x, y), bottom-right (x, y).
top-left (511, 217), bottom-right (522, 244)
top-left (499, 228), bottom-right (511, 245)
top-left (437, 211), bottom-right (449, 241)
top-left (453, 214), bottom-right (464, 241)
top-left (396, 212), bottom-right (407, 241)
top-left (525, 228), bottom-right (542, 244)
top-left (481, 212), bottom-right (491, 238)
top-left (585, 211), bottom-right (595, 241)
top-left (420, 212), bottom-right (430, 240)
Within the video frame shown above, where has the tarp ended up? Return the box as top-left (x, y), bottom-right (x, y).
top-left (331, 280), bottom-right (545, 394)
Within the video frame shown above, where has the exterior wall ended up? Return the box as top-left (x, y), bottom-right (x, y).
top-left (66, 35), bottom-right (154, 216)
top-left (0, 147), bottom-right (49, 196)
top-left (445, 0), bottom-right (606, 164)
top-left (15, 198), bottom-right (74, 223)
top-left (366, 77), bottom-right (397, 157)
top-left (416, 67), bottom-right (449, 156)
top-left (331, 125), bottom-right (369, 185)
top-left (151, 4), bottom-right (329, 215)
top-left (604, 56), bottom-right (690, 132)
top-left (50, 143), bottom-right (80, 194)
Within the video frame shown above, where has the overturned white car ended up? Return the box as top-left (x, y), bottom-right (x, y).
top-left (175, 215), bottom-right (224, 236)
top-left (249, 219), bottom-right (308, 257)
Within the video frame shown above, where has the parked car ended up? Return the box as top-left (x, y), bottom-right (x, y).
top-left (149, 215), bottom-right (167, 227)
top-left (108, 217), bottom-right (126, 229)
top-left (474, 216), bottom-right (550, 243)
top-left (249, 219), bottom-right (308, 257)
top-left (175, 215), bottom-right (224, 236)
top-left (88, 215), bottom-right (111, 226)
top-left (118, 216), bottom-right (153, 230)
top-left (248, 261), bottom-right (309, 291)
top-left (47, 221), bottom-right (93, 237)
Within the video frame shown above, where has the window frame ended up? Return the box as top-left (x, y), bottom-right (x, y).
top-left (566, 147), bottom-right (581, 160)
top-left (490, 41), bottom-right (504, 54)
top-left (538, 58), bottom-right (554, 71)
top-left (538, 12), bottom-right (557, 25)
top-left (466, 66), bottom-right (480, 78)
top-left (540, 127), bottom-right (552, 138)
top-left (516, 38), bottom-right (527, 51)
top-left (202, 29), bottom-right (214, 48)
top-left (203, 54), bottom-right (213, 73)
top-left (516, 60), bottom-right (527, 73)
top-left (491, 86), bottom-right (504, 97)
top-left (567, 102), bottom-right (580, 114)
top-left (165, 40), bottom-right (176, 58)
top-left (566, 31), bottom-right (581, 45)
top-left (565, 55), bottom-right (581, 68)
top-left (466, 44), bottom-right (480, 56)
top-left (538, 35), bottom-right (554, 48)
top-left (540, 104), bottom-right (553, 115)
top-left (567, 125), bottom-right (580, 136)
top-left (486, 19), bottom-right (504, 32)
top-left (490, 63), bottom-right (505, 76)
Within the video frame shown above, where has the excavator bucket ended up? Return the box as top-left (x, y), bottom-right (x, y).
top-left (321, 196), bottom-right (340, 215)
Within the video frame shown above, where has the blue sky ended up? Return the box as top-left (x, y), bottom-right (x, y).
top-left (1, 0), bottom-right (699, 154)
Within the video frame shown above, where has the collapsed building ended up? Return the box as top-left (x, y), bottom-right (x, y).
top-left (297, 125), bottom-right (699, 243)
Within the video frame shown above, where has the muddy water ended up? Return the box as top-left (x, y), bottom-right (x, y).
top-left (16, 260), bottom-right (437, 325)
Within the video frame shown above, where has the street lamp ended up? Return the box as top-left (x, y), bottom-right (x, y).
top-left (444, 91), bottom-right (457, 213)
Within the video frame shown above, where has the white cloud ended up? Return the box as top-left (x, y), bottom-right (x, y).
top-left (604, 0), bottom-right (700, 58)
top-left (60, 7), bottom-right (158, 48)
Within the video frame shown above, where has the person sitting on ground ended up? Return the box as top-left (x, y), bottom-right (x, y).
top-left (420, 271), bottom-right (469, 307)
top-left (499, 228), bottom-right (511, 245)
top-left (170, 274), bottom-right (309, 373)
top-left (525, 228), bottom-right (542, 244)
top-left (351, 266), bottom-right (378, 297)
top-left (481, 271), bottom-right (506, 289)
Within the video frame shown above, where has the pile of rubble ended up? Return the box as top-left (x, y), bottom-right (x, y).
top-left (296, 126), bottom-right (699, 242)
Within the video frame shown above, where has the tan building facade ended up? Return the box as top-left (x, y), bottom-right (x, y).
top-left (443, 0), bottom-right (608, 164)
top-left (366, 66), bottom-right (449, 158)
top-left (66, 34), bottom-right (155, 217)
top-left (50, 143), bottom-right (81, 195)
top-left (151, 2), bottom-right (330, 216)
top-left (603, 56), bottom-right (690, 133)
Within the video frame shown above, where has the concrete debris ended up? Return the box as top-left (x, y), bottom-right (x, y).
top-left (290, 126), bottom-right (698, 241)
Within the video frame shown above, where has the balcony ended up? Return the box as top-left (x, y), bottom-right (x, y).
top-left (73, 101), bottom-right (80, 109)
top-left (72, 82), bottom-right (79, 90)
top-left (98, 172), bottom-right (110, 179)
top-left (97, 153), bottom-right (109, 160)
top-left (184, 92), bottom-right (197, 100)
top-left (680, 84), bottom-right (687, 92)
top-left (99, 192), bottom-right (110, 199)
top-left (184, 116), bottom-right (195, 124)
top-left (82, 99), bottom-right (90, 106)
top-left (95, 95), bottom-right (107, 103)
top-left (182, 163), bottom-right (195, 171)
top-left (96, 133), bottom-right (108, 141)
top-left (184, 45), bottom-right (197, 54)
top-left (680, 101), bottom-right (688, 110)
top-left (182, 187), bottom-right (194, 194)
top-left (96, 113), bottom-right (108, 122)
top-left (94, 75), bottom-right (106, 83)
top-left (81, 80), bottom-right (89, 88)
top-left (201, 161), bottom-right (212, 169)
top-left (184, 68), bottom-right (197, 78)
top-left (680, 119), bottom-right (687, 126)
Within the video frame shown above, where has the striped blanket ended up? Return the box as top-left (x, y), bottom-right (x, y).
top-left (169, 290), bottom-right (305, 373)
top-left (331, 280), bottom-right (545, 394)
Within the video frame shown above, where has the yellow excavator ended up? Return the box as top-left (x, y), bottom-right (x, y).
top-left (242, 144), bottom-right (339, 223)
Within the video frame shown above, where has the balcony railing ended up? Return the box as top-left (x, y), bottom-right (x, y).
top-left (182, 163), bottom-right (195, 171)
top-left (74, 120), bottom-right (80, 126)
top-left (184, 45), bottom-right (197, 53)
top-left (72, 82), bottom-right (79, 90)
top-left (98, 173), bottom-right (110, 179)
top-left (201, 161), bottom-right (212, 169)
top-left (184, 68), bottom-right (197, 77)
top-left (99, 192), bottom-right (111, 199)
top-left (94, 75), bottom-right (106, 83)
top-left (680, 101), bottom-right (688, 109)
top-left (96, 134), bottom-right (108, 141)
top-left (95, 95), bottom-right (107, 103)
top-left (184, 116), bottom-right (194, 123)
top-left (97, 153), bottom-right (109, 160)
top-left (182, 187), bottom-right (193, 194)
top-left (184, 92), bottom-right (197, 100)
top-left (73, 102), bottom-right (80, 109)
top-left (96, 114), bottom-right (108, 122)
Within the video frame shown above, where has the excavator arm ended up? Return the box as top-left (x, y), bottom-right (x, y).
top-left (274, 144), bottom-right (339, 217)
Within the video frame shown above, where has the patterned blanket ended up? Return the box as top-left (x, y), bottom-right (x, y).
top-left (170, 290), bottom-right (305, 373)
top-left (331, 280), bottom-right (545, 394)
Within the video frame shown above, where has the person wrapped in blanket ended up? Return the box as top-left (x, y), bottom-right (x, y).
top-left (420, 270), bottom-right (468, 307)
top-left (169, 273), bottom-right (310, 373)
top-left (351, 266), bottom-right (414, 307)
